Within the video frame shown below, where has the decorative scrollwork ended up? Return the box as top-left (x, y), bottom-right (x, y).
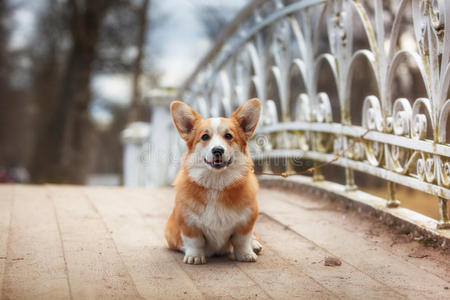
top-left (172, 0), bottom-right (450, 226)
top-left (365, 140), bottom-right (384, 167)
top-left (440, 158), bottom-right (450, 187)
top-left (362, 96), bottom-right (384, 132)
top-left (392, 98), bottom-right (412, 136)
top-left (411, 98), bottom-right (433, 140)
top-left (417, 152), bottom-right (437, 183)
top-left (412, 113), bottom-right (428, 139)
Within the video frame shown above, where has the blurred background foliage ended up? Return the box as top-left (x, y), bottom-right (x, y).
top-left (0, 0), bottom-right (156, 184)
top-left (0, 0), bottom-right (238, 185)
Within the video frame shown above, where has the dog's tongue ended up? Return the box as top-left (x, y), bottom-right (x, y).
top-left (213, 159), bottom-right (223, 164)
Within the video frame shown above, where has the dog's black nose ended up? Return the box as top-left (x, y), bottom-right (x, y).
top-left (212, 146), bottom-right (224, 156)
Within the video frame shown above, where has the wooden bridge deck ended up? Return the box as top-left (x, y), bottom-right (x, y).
top-left (0, 185), bottom-right (449, 300)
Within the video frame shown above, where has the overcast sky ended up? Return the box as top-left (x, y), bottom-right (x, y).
top-left (153, 0), bottom-right (247, 87)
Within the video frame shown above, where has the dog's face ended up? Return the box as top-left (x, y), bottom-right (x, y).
top-left (171, 99), bottom-right (261, 188)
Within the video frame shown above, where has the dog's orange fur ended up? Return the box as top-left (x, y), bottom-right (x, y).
top-left (165, 167), bottom-right (259, 250)
top-left (164, 99), bottom-right (261, 259)
top-left (164, 168), bottom-right (206, 249)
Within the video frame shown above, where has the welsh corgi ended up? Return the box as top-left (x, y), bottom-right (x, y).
top-left (165, 98), bottom-right (262, 265)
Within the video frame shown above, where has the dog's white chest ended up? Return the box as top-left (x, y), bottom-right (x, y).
top-left (186, 190), bottom-right (251, 252)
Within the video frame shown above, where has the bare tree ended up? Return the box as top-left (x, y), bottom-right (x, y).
top-left (27, 0), bottom-right (159, 184)
top-left (28, 0), bottom-right (114, 184)
top-left (0, 1), bottom-right (34, 175)
top-left (0, 1), bottom-right (14, 168)
top-left (28, 0), bottom-right (70, 182)
top-left (128, 0), bottom-right (150, 123)
top-left (57, 0), bottom-right (114, 183)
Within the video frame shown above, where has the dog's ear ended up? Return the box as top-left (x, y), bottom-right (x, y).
top-left (170, 101), bottom-right (202, 140)
top-left (231, 98), bottom-right (261, 139)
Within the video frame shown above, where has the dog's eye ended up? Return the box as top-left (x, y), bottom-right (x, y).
top-left (224, 133), bottom-right (233, 140)
top-left (201, 134), bottom-right (210, 141)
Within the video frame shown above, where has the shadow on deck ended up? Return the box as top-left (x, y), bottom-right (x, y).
top-left (0, 184), bottom-right (449, 299)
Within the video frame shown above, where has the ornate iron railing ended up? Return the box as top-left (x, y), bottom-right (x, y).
top-left (172, 0), bottom-right (450, 228)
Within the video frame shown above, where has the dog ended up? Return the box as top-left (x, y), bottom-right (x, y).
top-left (165, 98), bottom-right (262, 265)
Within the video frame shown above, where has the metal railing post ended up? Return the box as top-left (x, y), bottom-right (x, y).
top-left (438, 197), bottom-right (450, 229)
top-left (386, 181), bottom-right (400, 208)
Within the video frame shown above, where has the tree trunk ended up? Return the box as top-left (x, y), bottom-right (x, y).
top-left (31, 0), bottom-right (111, 184)
top-left (58, 0), bottom-right (111, 184)
top-left (29, 47), bottom-right (63, 183)
top-left (128, 0), bottom-right (150, 123)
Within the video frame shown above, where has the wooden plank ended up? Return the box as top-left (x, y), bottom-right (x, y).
top-left (256, 215), bottom-right (404, 299)
top-left (2, 185), bottom-right (447, 299)
top-left (259, 188), bottom-right (450, 300)
top-left (0, 185), bottom-right (13, 298)
top-left (267, 186), bottom-right (450, 284)
top-left (85, 187), bottom-right (204, 299)
top-left (233, 232), bottom-right (339, 299)
top-left (273, 184), bottom-right (450, 284)
top-left (49, 186), bottom-right (142, 300)
top-left (171, 257), bottom-right (272, 300)
top-left (1, 185), bottom-right (71, 299)
top-left (123, 188), bottom-right (276, 300)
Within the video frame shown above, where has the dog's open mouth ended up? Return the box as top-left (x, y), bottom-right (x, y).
top-left (204, 158), bottom-right (232, 169)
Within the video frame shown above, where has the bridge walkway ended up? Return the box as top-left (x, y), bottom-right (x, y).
top-left (0, 185), bottom-right (449, 299)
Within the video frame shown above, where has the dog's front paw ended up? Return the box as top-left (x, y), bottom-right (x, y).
top-left (252, 239), bottom-right (262, 254)
top-left (183, 254), bottom-right (206, 265)
top-left (235, 250), bottom-right (257, 262)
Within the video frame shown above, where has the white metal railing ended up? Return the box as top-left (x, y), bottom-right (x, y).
top-left (122, 88), bottom-right (177, 187)
top-left (121, 122), bottom-right (151, 186)
top-left (169, 0), bottom-right (450, 228)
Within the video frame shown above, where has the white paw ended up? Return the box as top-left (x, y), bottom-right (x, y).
top-left (235, 250), bottom-right (257, 262)
top-left (183, 254), bottom-right (206, 265)
top-left (252, 239), bottom-right (262, 254)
